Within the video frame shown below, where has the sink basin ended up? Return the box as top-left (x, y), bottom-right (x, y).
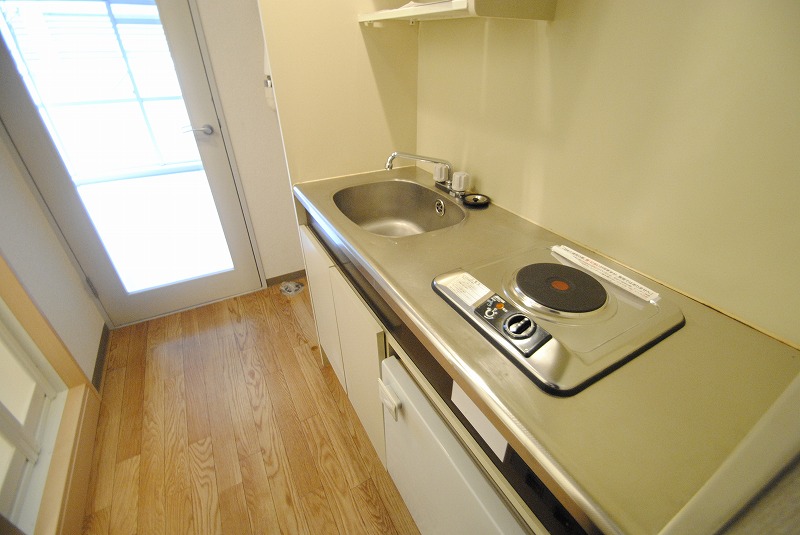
top-left (333, 180), bottom-right (465, 237)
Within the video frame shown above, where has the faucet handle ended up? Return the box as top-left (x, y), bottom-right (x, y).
top-left (451, 171), bottom-right (470, 193)
top-left (433, 163), bottom-right (449, 183)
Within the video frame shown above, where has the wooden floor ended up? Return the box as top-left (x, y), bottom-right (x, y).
top-left (82, 281), bottom-right (419, 534)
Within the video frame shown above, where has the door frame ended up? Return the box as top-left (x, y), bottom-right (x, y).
top-left (184, 0), bottom-right (267, 288)
top-left (0, 0), bottom-right (266, 327)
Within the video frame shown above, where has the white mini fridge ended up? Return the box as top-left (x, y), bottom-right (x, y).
top-left (380, 355), bottom-right (529, 535)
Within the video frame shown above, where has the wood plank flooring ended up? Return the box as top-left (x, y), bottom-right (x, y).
top-left (83, 281), bottom-right (419, 534)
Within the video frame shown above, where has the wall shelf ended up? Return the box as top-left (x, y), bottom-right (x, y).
top-left (358, 0), bottom-right (556, 24)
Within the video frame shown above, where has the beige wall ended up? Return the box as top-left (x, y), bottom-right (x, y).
top-left (194, 0), bottom-right (304, 279)
top-left (0, 126), bottom-right (103, 380)
top-left (417, 2), bottom-right (800, 347)
top-left (258, 0), bottom-right (418, 183)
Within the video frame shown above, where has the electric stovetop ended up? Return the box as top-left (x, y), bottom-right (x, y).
top-left (433, 245), bottom-right (685, 396)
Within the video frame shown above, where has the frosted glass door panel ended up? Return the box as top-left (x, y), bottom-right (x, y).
top-left (78, 171), bottom-right (233, 293)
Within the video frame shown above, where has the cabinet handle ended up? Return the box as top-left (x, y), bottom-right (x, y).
top-left (378, 378), bottom-right (402, 421)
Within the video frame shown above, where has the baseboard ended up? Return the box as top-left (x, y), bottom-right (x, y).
top-left (91, 325), bottom-right (110, 392)
top-left (266, 269), bottom-right (306, 287)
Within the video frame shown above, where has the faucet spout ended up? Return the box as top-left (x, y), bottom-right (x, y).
top-left (385, 151), bottom-right (452, 180)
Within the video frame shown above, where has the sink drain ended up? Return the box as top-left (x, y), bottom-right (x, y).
top-left (435, 199), bottom-right (445, 217)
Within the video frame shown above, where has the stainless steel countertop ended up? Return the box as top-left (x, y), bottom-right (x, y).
top-left (293, 167), bottom-right (800, 534)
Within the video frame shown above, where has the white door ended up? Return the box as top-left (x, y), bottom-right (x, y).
top-left (0, 0), bottom-right (261, 326)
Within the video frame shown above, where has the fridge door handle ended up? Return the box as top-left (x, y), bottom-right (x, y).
top-left (378, 378), bottom-right (402, 421)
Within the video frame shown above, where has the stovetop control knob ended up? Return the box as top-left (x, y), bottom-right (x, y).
top-left (503, 313), bottom-right (536, 339)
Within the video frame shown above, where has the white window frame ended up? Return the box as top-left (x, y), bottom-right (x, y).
top-left (0, 296), bottom-right (64, 525)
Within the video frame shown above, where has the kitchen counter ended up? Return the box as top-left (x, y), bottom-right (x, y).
top-left (293, 167), bottom-right (800, 534)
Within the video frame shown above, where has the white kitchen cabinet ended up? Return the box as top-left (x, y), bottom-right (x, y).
top-left (329, 268), bottom-right (386, 466)
top-left (298, 225), bottom-right (346, 387)
top-left (299, 225), bottom-right (387, 465)
top-left (358, 0), bottom-right (557, 24)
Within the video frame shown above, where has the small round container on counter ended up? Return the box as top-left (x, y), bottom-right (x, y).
top-left (463, 193), bottom-right (491, 208)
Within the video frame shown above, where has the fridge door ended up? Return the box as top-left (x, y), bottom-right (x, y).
top-left (381, 355), bottom-right (527, 535)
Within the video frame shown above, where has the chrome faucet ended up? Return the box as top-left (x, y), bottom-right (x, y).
top-left (385, 151), bottom-right (459, 195)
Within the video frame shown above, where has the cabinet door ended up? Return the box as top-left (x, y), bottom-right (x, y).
top-left (381, 356), bottom-right (527, 535)
top-left (298, 225), bottom-right (346, 388)
top-left (329, 268), bottom-right (386, 466)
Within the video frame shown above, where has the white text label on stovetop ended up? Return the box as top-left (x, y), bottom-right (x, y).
top-left (445, 272), bottom-right (492, 307)
top-left (551, 245), bottom-right (661, 302)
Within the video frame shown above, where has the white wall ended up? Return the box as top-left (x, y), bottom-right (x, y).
top-left (0, 126), bottom-right (103, 380)
top-left (416, 2), bottom-right (800, 347)
top-left (258, 0), bottom-right (418, 183)
top-left (194, 0), bottom-right (304, 279)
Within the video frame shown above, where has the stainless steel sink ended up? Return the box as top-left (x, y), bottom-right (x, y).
top-left (333, 180), bottom-right (465, 237)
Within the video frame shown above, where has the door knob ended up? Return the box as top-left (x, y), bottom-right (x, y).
top-left (182, 124), bottom-right (214, 135)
